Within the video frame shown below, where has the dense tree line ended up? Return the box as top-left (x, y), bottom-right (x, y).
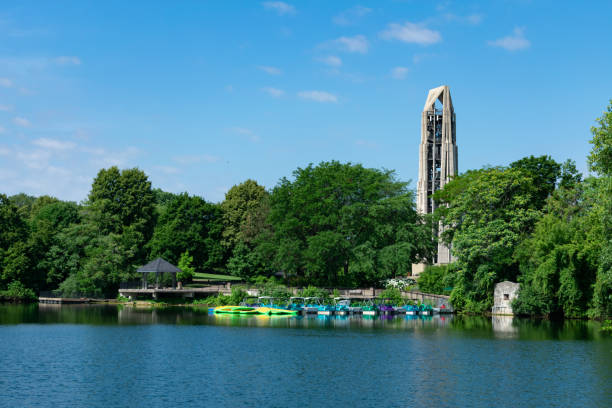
top-left (420, 101), bottom-right (612, 318)
top-left (0, 162), bottom-right (434, 298)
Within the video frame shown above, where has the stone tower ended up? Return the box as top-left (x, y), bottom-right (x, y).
top-left (413, 85), bottom-right (457, 274)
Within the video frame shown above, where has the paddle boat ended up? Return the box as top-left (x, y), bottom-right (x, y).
top-left (393, 304), bottom-right (407, 314)
top-left (362, 298), bottom-right (378, 316)
top-left (347, 299), bottom-right (363, 314)
top-left (333, 298), bottom-right (350, 316)
top-left (303, 297), bottom-right (321, 314)
top-left (433, 304), bottom-right (452, 314)
top-left (256, 296), bottom-right (298, 315)
top-left (377, 298), bottom-right (395, 315)
top-left (419, 304), bottom-right (434, 316)
top-left (257, 296), bottom-right (282, 308)
top-left (404, 304), bottom-right (420, 316)
top-left (317, 300), bottom-right (335, 316)
top-left (287, 297), bottom-right (306, 313)
top-left (335, 297), bottom-right (363, 314)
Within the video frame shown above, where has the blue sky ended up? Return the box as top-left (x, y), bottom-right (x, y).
top-left (1, 0), bottom-right (611, 202)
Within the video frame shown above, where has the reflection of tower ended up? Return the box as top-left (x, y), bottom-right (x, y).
top-left (413, 85), bottom-right (457, 274)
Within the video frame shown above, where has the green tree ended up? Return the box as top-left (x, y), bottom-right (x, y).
top-left (434, 166), bottom-right (542, 312)
top-left (588, 101), bottom-right (612, 317)
top-left (177, 251), bottom-right (195, 282)
top-left (509, 155), bottom-right (561, 208)
top-left (29, 201), bottom-right (81, 289)
top-left (45, 219), bottom-right (91, 290)
top-left (266, 161), bottom-right (432, 286)
top-left (0, 194), bottom-right (28, 250)
top-left (8, 193), bottom-right (37, 218)
top-left (588, 100), bottom-right (612, 177)
top-left (221, 179), bottom-right (269, 250)
top-left (0, 194), bottom-right (30, 291)
top-left (88, 166), bottom-right (155, 238)
top-left (148, 193), bottom-right (224, 271)
top-left (88, 166), bottom-right (155, 266)
top-left (227, 242), bottom-right (272, 279)
top-left (513, 183), bottom-right (599, 318)
top-left (417, 264), bottom-right (454, 295)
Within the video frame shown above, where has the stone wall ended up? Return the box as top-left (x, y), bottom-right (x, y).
top-left (492, 281), bottom-right (520, 315)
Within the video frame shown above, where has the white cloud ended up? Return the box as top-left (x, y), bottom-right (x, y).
top-left (0, 104), bottom-right (13, 111)
top-left (154, 165), bottom-right (180, 175)
top-left (230, 127), bottom-right (260, 142)
top-left (54, 56), bottom-right (81, 66)
top-left (91, 146), bottom-right (141, 168)
top-left (391, 66), bottom-right (409, 79)
top-left (466, 14), bottom-right (484, 25)
top-left (0, 168), bottom-right (17, 179)
top-left (231, 127), bottom-right (254, 135)
top-left (488, 27), bottom-right (530, 51)
top-left (333, 35), bottom-right (369, 54)
top-left (14, 117), bottom-right (30, 127)
top-left (262, 87), bottom-right (285, 97)
top-left (46, 166), bottom-right (72, 177)
top-left (413, 53), bottom-right (434, 64)
top-left (333, 6), bottom-right (372, 26)
top-left (0, 78), bottom-right (13, 87)
top-left (17, 150), bottom-right (51, 169)
top-left (258, 65), bottom-right (282, 75)
top-left (443, 13), bottom-right (483, 25)
top-left (32, 138), bottom-right (76, 150)
top-left (380, 22), bottom-right (442, 45)
top-left (298, 90), bottom-right (338, 103)
top-left (262, 2), bottom-right (295, 15)
top-left (81, 146), bottom-right (106, 155)
top-left (317, 55), bottom-right (342, 67)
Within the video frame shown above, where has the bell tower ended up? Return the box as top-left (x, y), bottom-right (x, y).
top-left (413, 85), bottom-right (457, 274)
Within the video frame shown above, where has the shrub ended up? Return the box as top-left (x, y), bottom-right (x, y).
top-left (384, 277), bottom-right (416, 291)
top-left (1, 281), bottom-right (37, 302)
top-left (298, 285), bottom-right (330, 302)
top-left (177, 251), bottom-right (195, 282)
top-left (229, 286), bottom-right (248, 304)
top-left (417, 264), bottom-right (454, 295)
top-left (379, 287), bottom-right (403, 305)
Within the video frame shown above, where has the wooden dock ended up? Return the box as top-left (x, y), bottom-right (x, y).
top-left (39, 297), bottom-right (91, 304)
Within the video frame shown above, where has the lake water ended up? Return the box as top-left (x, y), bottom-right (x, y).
top-left (1, 304), bottom-right (611, 408)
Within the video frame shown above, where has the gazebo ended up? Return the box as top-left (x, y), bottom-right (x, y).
top-left (137, 258), bottom-right (182, 289)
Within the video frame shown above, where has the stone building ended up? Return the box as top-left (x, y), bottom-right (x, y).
top-left (492, 281), bottom-right (520, 315)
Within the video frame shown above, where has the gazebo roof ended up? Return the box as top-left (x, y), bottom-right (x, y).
top-left (137, 257), bottom-right (181, 273)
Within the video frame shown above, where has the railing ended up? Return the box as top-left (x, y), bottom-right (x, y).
top-left (39, 290), bottom-right (92, 298)
top-left (119, 281), bottom-right (145, 290)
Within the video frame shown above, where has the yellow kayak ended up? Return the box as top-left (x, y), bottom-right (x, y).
top-left (255, 307), bottom-right (298, 316)
top-left (213, 306), bottom-right (260, 315)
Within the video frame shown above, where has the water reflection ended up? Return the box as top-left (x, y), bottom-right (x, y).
top-left (492, 315), bottom-right (518, 339)
top-left (0, 303), bottom-right (608, 341)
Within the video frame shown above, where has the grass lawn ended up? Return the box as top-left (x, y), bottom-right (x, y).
top-left (192, 272), bottom-right (242, 281)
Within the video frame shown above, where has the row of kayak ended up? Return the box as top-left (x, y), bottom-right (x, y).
top-left (213, 305), bottom-right (298, 316)
top-left (213, 296), bottom-right (449, 316)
